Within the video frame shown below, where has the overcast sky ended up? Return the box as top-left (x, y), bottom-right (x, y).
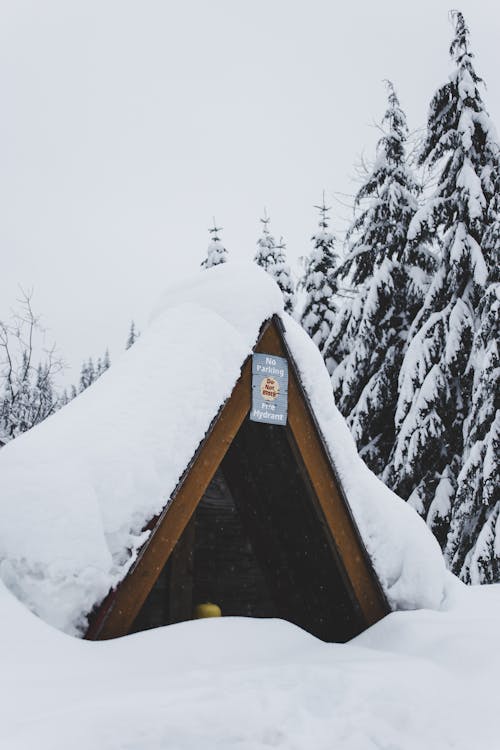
top-left (0, 0), bottom-right (498, 377)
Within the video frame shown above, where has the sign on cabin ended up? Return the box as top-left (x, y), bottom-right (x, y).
top-left (250, 353), bottom-right (288, 426)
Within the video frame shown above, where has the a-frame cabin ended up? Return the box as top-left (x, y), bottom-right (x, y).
top-left (86, 316), bottom-right (389, 642)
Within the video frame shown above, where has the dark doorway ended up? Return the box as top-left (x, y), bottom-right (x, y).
top-left (131, 468), bottom-right (277, 634)
top-left (131, 420), bottom-right (366, 642)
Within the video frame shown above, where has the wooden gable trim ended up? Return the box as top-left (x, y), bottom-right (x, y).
top-left (86, 316), bottom-right (388, 640)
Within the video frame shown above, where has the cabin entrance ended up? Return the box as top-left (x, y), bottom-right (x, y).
top-left (131, 419), bottom-right (366, 642)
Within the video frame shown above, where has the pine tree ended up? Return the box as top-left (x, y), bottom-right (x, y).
top-left (103, 348), bottom-right (110, 370)
top-left (201, 219), bottom-right (228, 269)
top-left (0, 355), bottom-right (57, 439)
top-left (254, 210), bottom-right (295, 313)
top-left (0, 292), bottom-right (61, 441)
top-left (78, 349), bottom-right (110, 393)
top-left (300, 196), bottom-right (339, 354)
top-left (325, 82), bottom-right (430, 473)
top-left (79, 357), bottom-right (96, 393)
top-left (126, 321), bottom-right (139, 350)
top-left (59, 388), bottom-right (70, 407)
top-left (34, 363), bottom-right (55, 423)
top-left (273, 237), bottom-right (295, 314)
top-left (453, 166), bottom-right (500, 581)
top-left (254, 209), bottom-right (277, 272)
top-left (3, 351), bottom-right (31, 438)
top-left (98, 349), bottom-right (111, 375)
top-left (385, 13), bottom-right (499, 545)
top-left (444, 278), bottom-right (499, 580)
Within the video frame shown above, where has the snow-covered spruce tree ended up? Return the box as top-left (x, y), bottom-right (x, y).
top-left (58, 388), bottom-right (70, 407)
top-left (126, 321), bottom-right (139, 350)
top-left (273, 237), bottom-right (295, 314)
top-left (254, 211), bottom-right (295, 313)
top-left (79, 358), bottom-right (96, 393)
top-left (0, 351), bottom-right (57, 440)
top-left (324, 82), bottom-right (430, 474)
top-left (445, 277), bottom-right (499, 582)
top-left (300, 196), bottom-right (339, 354)
top-left (98, 349), bottom-right (111, 376)
top-left (0, 292), bottom-right (61, 442)
top-left (385, 12), bottom-right (500, 548)
top-left (201, 219), bottom-right (228, 269)
top-left (57, 383), bottom-right (77, 407)
top-left (254, 210), bottom-right (276, 272)
top-left (78, 349), bottom-right (110, 394)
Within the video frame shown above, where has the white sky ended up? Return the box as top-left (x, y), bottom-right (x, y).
top-left (0, 0), bottom-right (499, 378)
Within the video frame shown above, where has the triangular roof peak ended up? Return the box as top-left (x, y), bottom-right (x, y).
top-left (87, 314), bottom-right (388, 641)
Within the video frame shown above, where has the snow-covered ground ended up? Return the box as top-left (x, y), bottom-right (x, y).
top-left (1, 578), bottom-right (499, 750)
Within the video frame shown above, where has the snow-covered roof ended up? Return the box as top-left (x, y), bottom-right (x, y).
top-left (0, 262), bottom-right (449, 635)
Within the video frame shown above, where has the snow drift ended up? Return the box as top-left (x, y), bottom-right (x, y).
top-left (0, 262), bottom-right (449, 635)
top-left (1, 575), bottom-right (500, 750)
